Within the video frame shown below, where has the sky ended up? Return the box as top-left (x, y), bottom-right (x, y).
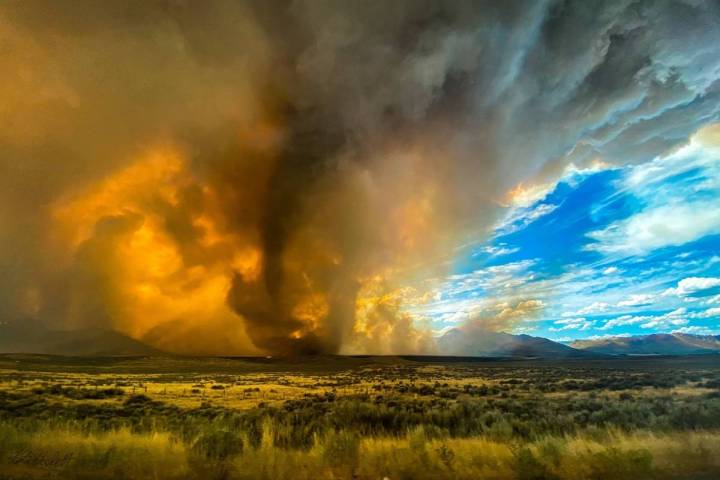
top-left (1, 1), bottom-right (719, 355)
top-left (412, 125), bottom-right (720, 341)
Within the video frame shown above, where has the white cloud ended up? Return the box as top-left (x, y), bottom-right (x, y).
top-left (579, 333), bottom-right (633, 340)
top-left (554, 317), bottom-right (587, 324)
top-left (599, 308), bottom-right (690, 331)
top-left (437, 310), bottom-right (472, 324)
top-left (587, 139), bottom-right (720, 255)
top-left (495, 203), bottom-right (559, 234)
top-left (576, 302), bottom-right (611, 315)
top-left (441, 260), bottom-right (537, 298)
top-left (698, 307), bottom-right (720, 318)
top-left (603, 266), bottom-right (619, 275)
top-left (550, 317), bottom-right (593, 332)
top-left (598, 314), bottom-right (649, 330)
top-left (641, 318), bottom-right (688, 329)
top-left (617, 294), bottom-right (655, 307)
top-left (664, 277), bottom-right (720, 296)
top-left (587, 202), bottom-right (720, 254)
top-left (672, 326), bottom-right (718, 335)
top-left (561, 301), bottom-right (612, 317)
top-left (480, 244), bottom-right (520, 256)
top-left (640, 308), bottom-right (689, 329)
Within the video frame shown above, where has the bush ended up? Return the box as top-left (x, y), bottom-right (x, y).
top-left (192, 429), bottom-right (244, 460)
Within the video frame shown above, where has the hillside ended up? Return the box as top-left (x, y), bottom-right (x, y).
top-left (438, 327), bottom-right (586, 357)
top-left (0, 319), bottom-right (162, 356)
top-left (571, 333), bottom-right (720, 355)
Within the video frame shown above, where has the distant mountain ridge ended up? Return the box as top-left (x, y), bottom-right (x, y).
top-left (2, 318), bottom-right (719, 357)
top-left (437, 327), bottom-right (587, 357)
top-left (571, 333), bottom-right (720, 355)
top-left (0, 319), bottom-right (161, 356)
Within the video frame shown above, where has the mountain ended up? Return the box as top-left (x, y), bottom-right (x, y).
top-left (0, 319), bottom-right (162, 356)
top-left (438, 327), bottom-right (586, 357)
top-left (571, 333), bottom-right (720, 355)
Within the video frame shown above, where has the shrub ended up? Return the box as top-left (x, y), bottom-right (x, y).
top-left (192, 429), bottom-right (244, 460)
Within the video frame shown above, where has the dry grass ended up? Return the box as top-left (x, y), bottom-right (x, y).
top-left (0, 425), bottom-right (190, 479)
top-left (2, 424), bottom-right (720, 479)
top-left (2, 356), bottom-right (719, 478)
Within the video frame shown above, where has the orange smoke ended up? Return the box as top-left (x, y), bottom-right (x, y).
top-left (345, 274), bottom-right (435, 354)
top-left (42, 132), bottom-right (459, 355)
top-left (50, 145), bottom-right (263, 354)
top-left (52, 146), bottom-right (186, 250)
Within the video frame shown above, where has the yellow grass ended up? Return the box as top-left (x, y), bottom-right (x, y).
top-left (0, 426), bottom-right (190, 479)
top-left (2, 424), bottom-right (720, 479)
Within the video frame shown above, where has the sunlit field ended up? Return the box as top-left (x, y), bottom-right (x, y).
top-left (1, 355), bottom-right (720, 479)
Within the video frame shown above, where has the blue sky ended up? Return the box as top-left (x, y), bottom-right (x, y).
top-left (410, 125), bottom-right (720, 341)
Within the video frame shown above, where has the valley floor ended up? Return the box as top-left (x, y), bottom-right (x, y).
top-left (0, 354), bottom-right (719, 479)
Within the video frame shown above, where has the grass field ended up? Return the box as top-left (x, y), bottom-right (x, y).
top-left (1, 354), bottom-right (719, 479)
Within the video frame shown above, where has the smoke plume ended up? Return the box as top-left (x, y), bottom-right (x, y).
top-left (1, 1), bottom-right (718, 354)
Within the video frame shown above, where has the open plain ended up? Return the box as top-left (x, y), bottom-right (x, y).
top-left (1, 354), bottom-right (719, 479)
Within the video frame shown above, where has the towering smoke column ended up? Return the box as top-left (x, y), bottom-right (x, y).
top-left (228, 106), bottom-right (350, 354)
top-left (1, 1), bottom-right (719, 354)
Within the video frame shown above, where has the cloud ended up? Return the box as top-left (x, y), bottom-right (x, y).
top-left (586, 126), bottom-right (720, 255)
top-left (549, 317), bottom-right (593, 332)
top-left (578, 333), bottom-right (633, 341)
top-left (576, 302), bottom-right (611, 315)
top-left (481, 245), bottom-right (520, 256)
top-left (641, 320), bottom-right (688, 330)
top-left (664, 277), bottom-right (720, 297)
top-left (673, 326), bottom-right (718, 335)
top-left (588, 201), bottom-right (720, 254)
top-left (599, 315), bottom-right (649, 330)
top-left (698, 307), bottom-right (720, 318)
top-left (617, 294), bottom-right (655, 307)
top-left (599, 308), bottom-right (689, 331)
top-left (495, 203), bottom-right (559, 234)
